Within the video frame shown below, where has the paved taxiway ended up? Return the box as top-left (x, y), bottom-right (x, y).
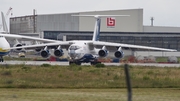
top-left (1, 61), bottom-right (180, 67)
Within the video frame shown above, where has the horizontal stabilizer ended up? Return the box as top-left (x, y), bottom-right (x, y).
top-left (72, 15), bottom-right (130, 18)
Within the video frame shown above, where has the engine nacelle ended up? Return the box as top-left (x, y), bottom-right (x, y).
top-left (98, 49), bottom-right (108, 57)
top-left (114, 50), bottom-right (124, 58)
top-left (40, 50), bottom-right (50, 58)
top-left (35, 48), bottom-right (41, 52)
top-left (54, 49), bottom-right (64, 57)
top-left (13, 43), bottom-right (23, 51)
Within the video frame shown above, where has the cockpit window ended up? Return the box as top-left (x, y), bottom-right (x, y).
top-left (69, 45), bottom-right (81, 50)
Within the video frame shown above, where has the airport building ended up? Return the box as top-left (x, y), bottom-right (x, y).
top-left (9, 9), bottom-right (180, 51)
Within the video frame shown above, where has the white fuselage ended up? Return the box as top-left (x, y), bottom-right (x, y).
top-left (68, 41), bottom-right (99, 61)
top-left (0, 36), bottom-right (10, 56)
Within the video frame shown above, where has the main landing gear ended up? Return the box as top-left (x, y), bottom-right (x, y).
top-left (0, 56), bottom-right (4, 62)
top-left (69, 60), bottom-right (101, 65)
top-left (69, 61), bottom-right (82, 65)
top-left (90, 61), bottom-right (101, 65)
top-left (90, 61), bottom-right (102, 65)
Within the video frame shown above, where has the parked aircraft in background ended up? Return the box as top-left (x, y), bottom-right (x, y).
top-left (0, 12), bottom-right (11, 62)
top-left (0, 12), bottom-right (59, 62)
top-left (0, 34), bottom-right (10, 62)
top-left (0, 12), bottom-right (177, 64)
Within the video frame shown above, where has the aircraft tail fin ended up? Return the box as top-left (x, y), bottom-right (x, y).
top-left (1, 12), bottom-right (9, 34)
top-left (72, 15), bottom-right (129, 41)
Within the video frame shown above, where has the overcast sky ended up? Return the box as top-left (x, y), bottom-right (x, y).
top-left (0, 0), bottom-right (180, 27)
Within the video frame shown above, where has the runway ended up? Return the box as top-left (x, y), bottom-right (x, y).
top-left (1, 61), bottom-right (180, 67)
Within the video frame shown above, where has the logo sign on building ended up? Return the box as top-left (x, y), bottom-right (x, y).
top-left (107, 17), bottom-right (115, 28)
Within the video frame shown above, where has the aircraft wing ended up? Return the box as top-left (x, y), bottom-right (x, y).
top-left (0, 33), bottom-right (59, 43)
top-left (6, 41), bottom-right (73, 50)
top-left (92, 41), bottom-right (177, 52)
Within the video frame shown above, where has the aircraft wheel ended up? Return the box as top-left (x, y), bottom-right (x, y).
top-left (0, 58), bottom-right (3, 62)
top-left (91, 61), bottom-right (101, 65)
top-left (69, 61), bottom-right (74, 65)
top-left (90, 62), bottom-right (96, 65)
top-left (75, 62), bottom-right (81, 65)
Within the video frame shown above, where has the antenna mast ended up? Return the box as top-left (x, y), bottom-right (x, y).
top-left (150, 17), bottom-right (154, 26)
top-left (33, 9), bottom-right (37, 33)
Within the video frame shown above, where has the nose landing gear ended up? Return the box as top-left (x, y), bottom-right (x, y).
top-left (69, 61), bottom-right (82, 65)
top-left (90, 60), bottom-right (101, 65)
top-left (0, 56), bottom-right (4, 62)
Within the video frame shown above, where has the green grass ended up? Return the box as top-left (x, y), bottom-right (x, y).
top-left (0, 64), bottom-right (180, 101)
top-left (0, 64), bottom-right (180, 88)
top-left (0, 88), bottom-right (179, 101)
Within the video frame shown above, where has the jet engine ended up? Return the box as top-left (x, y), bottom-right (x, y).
top-left (35, 48), bottom-right (41, 52)
top-left (53, 45), bottom-right (64, 57)
top-left (54, 49), bottom-right (64, 57)
top-left (40, 46), bottom-right (50, 58)
top-left (114, 47), bottom-right (124, 58)
top-left (98, 49), bottom-right (108, 57)
top-left (40, 50), bottom-right (50, 58)
top-left (13, 43), bottom-right (23, 51)
top-left (98, 46), bottom-right (108, 57)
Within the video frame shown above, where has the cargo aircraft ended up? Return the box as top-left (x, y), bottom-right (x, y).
top-left (0, 12), bottom-right (59, 62)
top-left (0, 12), bottom-right (177, 64)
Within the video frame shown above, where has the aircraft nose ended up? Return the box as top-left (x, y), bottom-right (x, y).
top-left (69, 50), bottom-right (77, 58)
top-left (69, 50), bottom-right (81, 59)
